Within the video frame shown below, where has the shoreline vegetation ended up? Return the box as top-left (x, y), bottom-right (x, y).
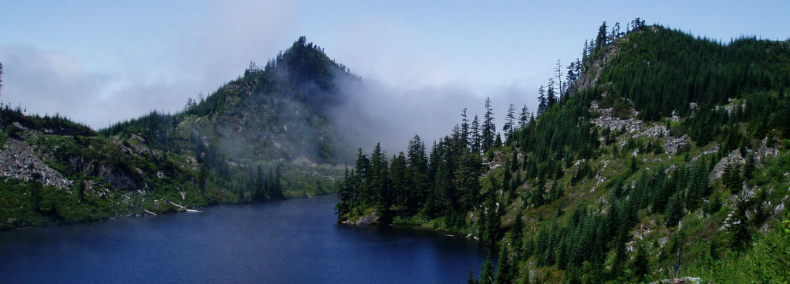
top-left (4, 191), bottom-right (341, 231)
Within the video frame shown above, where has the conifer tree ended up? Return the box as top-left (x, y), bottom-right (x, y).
top-left (631, 243), bottom-right (649, 281)
top-left (482, 98), bottom-right (495, 153)
top-left (729, 196), bottom-right (752, 251)
top-left (494, 244), bottom-right (513, 284)
top-left (471, 115), bottom-right (481, 154)
top-left (335, 168), bottom-right (351, 218)
top-left (519, 105), bottom-right (530, 130)
top-left (665, 193), bottom-right (683, 227)
top-left (461, 108), bottom-right (470, 148)
top-left (596, 21), bottom-right (608, 50)
top-left (744, 154), bottom-right (755, 181)
top-left (566, 61), bottom-right (578, 93)
top-left (480, 255), bottom-right (494, 284)
top-left (370, 143), bottom-right (390, 216)
top-left (547, 78), bottom-right (557, 108)
top-left (503, 104), bottom-right (516, 136)
top-left (537, 85), bottom-right (547, 115)
top-left (582, 40), bottom-right (588, 62)
top-left (532, 178), bottom-right (546, 207)
top-left (784, 95), bottom-right (790, 139)
top-left (76, 179), bottom-right (85, 201)
top-left (390, 152), bottom-right (408, 210)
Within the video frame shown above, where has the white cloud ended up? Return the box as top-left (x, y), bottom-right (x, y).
top-left (0, 0), bottom-right (304, 129)
top-left (0, 44), bottom-right (195, 128)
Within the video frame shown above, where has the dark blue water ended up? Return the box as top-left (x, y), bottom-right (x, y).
top-left (0, 194), bottom-right (489, 283)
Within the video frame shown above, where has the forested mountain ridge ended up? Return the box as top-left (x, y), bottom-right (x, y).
top-left (103, 36), bottom-right (357, 165)
top-left (0, 37), bottom-right (354, 229)
top-left (336, 20), bottom-right (790, 283)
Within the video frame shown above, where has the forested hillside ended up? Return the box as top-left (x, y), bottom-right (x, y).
top-left (0, 37), bottom-right (351, 229)
top-left (336, 20), bottom-right (790, 283)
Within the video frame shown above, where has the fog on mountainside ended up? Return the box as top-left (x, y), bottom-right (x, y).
top-left (330, 75), bottom-right (531, 156)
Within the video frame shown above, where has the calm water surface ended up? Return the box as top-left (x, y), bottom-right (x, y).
top-left (0, 194), bottom-right (490, 283)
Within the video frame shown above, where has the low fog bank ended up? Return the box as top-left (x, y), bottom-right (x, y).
top-left (331, 75), bottom-right (535, 156)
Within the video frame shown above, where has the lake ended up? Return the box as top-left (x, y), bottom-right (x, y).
top-left (0, 194), bottom-right (491, 283)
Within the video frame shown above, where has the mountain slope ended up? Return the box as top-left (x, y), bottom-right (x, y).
top-left (103, 36), bottom-right (356, 164)
top-left (336, 21), bottom-right (790, 283)
top-left (0, 37), bottom-right (354, 229)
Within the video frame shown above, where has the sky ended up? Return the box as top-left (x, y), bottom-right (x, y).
top-left (1, 0), bottom-right (789, 151)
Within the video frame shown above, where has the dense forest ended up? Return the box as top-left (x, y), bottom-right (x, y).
top-left (0, 37), bottom-right (351, 229)
top-left (336, 19), bottom-right (790, 283)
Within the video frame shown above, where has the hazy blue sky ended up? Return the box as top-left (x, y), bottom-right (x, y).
top-left (1, 0), bottom-right (788, 145)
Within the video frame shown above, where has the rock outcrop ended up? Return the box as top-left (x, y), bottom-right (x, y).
top-left (341, 212), bottom-right (379, 225)
top-left (591, 102), bottom-right (643, 133)
top-left (664, 135), bottom-right (689, 155)
top-left (633, 125), bottom-right (668, 139)
top-left (710, 149), bottom-right (746, 182)
top-left (0, 139), bottom-right (71, 189)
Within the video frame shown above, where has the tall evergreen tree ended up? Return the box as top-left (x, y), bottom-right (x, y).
top-left (482, 98), bottom-right (496, 153)
top-left (547, 78), bottom-right (557, 108)
top-left (783, 95), bottom-right (790, 139)
top-left (406, 135), bottom-right (428, 214)
top-left (390, 152), bottom-right (408, 211)
top-left (582, 40), bottom-right (588, 63)
top-left (503, 104), bottom-right (516, 137)
top-left (471, 115), bottom-right (481, 154)
top-left (566, 61), bottom-right (577, 93)
top-left (480, 255), bottom-right (495, 284)
top-left (335, 168), bottom-right (351, 218)
top-left (665, 193), bottom-right (684, 227)
top-left (744, 154), bottom-right (755, 181)
top-left (596, 21), bottom-right (608, 50)
top-left (537, 85), bottom-right (547, 115)
top-left (729, 196), bottom-right (752, 251)
top-left (75, 179), bottom-right (85, 201)
top-left (461, 108), bottom-right (470, 148)
top-left (518, 105), bottom-right (530, 130)
top-left (532, 177), bottom-right (546, 207)
top-left (630, 243), bottom-right (649, 281)
top-left (494, 244), bottom-right (513, 284)
top-left (370, 143), bottom-right (390, 216)
top-left (354, 148), bottom-right (371, 203)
